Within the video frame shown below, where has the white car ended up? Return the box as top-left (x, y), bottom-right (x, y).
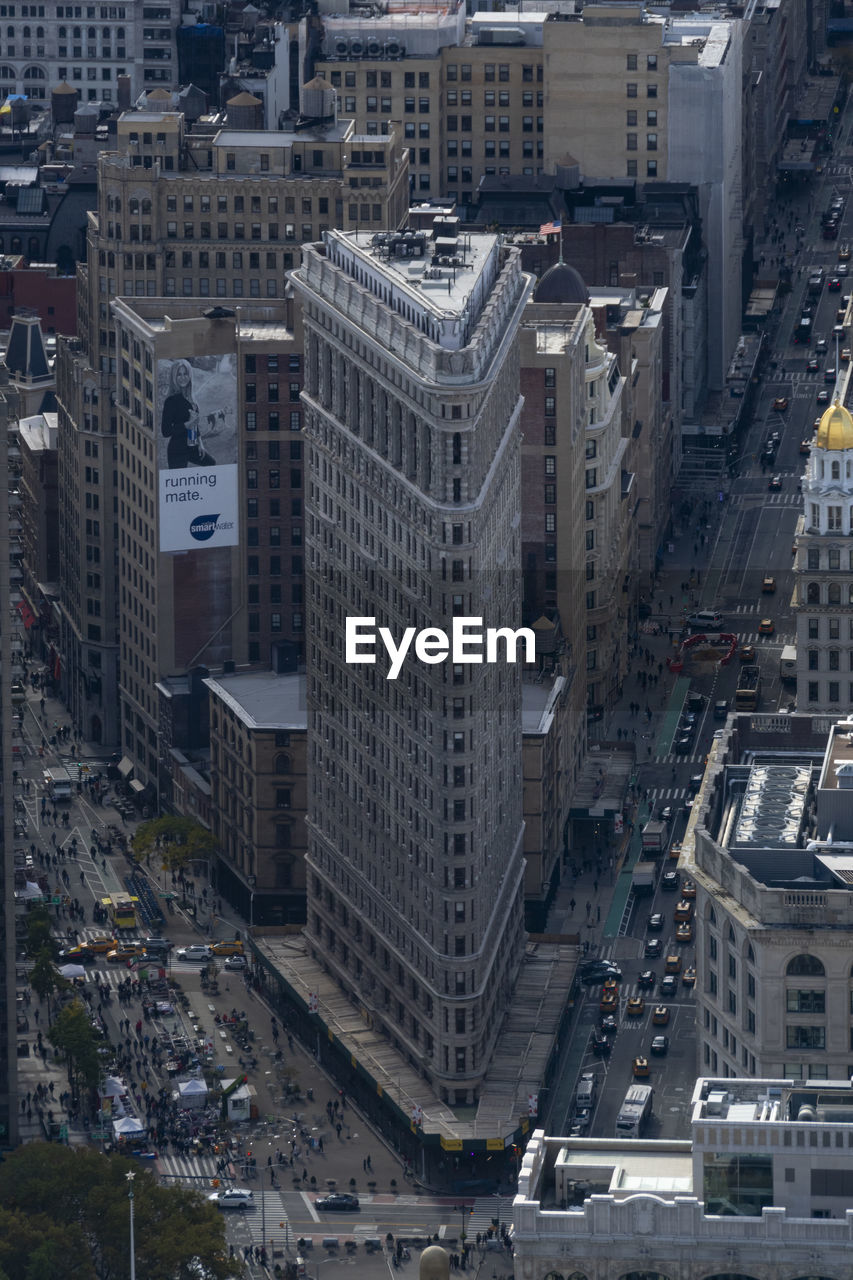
top-left (224, 953), bottom-right (247, 970)
top-left (175, 945), bottom-right (213, 963)
top-left (208, 1188), bottom-right (254, 1210)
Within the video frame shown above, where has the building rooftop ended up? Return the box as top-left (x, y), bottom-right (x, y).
top-left (203, 671), bottom-right (306, 732)
top-left (691, 1075), bottom-right (853, 1126)
top-left (521, 675), bottom-right (565, 735)
top-left (820, 718), bottom-right (853, 790)
top-left (556, 1145), bottom-right (694, 1198)
top-left (213, 123), bottom-right (351, 147)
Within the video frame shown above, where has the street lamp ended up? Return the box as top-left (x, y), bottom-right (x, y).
top-left (247, 874), bottom-right (256, 929)
top-left (126, 1171), bottom-right (136, 1280)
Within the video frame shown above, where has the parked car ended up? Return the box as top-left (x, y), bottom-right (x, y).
top-left (208, 1189), bottom-right (254, 1210)
top-left (681, 880), bottom-right (696, 899)
top-left (175, 945), bottom-right (213, 963)
top-left (675, 921), bottom-right (694, 943)
top-left (683, 966), bottom-right (697, 986)
top-left (316, 1193), bottom-right (360, 1211)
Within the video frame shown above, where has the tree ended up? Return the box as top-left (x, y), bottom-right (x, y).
top-left (25, 906), bottom-right (54, 957)
top-left (48, 999), bottom-right (102, 1101)
top-left (132, 816), bottom-right (217, 877)
top-left (29, 947), bottom-right (65, 1019)
top-left (0, 1144), bottom-right (230, 1280)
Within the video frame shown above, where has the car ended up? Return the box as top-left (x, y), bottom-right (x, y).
top-left (647, 912), bottom-right (664, 932)
top-left (806, 356), bottom-right (820, 372)
top-left (210, 939), bottom-right (244, 956)
top-left (685, 692), bottom-right (706, 712)
top-left (681, 880), bottom-right (696, 899)
top-left (579, 963), bottom-right (622, 985)
top-left (843, 349), bottom-right (852, 363)
top-left (829, 277), bottom-right (842, 291)
top-left (817, 389), bottom-right (831, 404)
top-left (599, 1014), bottom-right (618, 1034)
top-left (175, 944), bottom-right (213, 963)
top-left (140, 937), bottom-right (171, 955)
top-left (840, 244), bottom-right (850, 260)
top-left (683, 966), bottom-right (697, 986)
top-left (633, 1056), bottom-right (650, 1078)
top-left (713, 699), bottom-right (728, 721)
top-left (762, 576), bottom-right (776, 593)
top-left (758, 618), bottom-right (775, 635)
top-left (315, 1193), bottom-right (360, 1211)
top-left (739, 645), bottom-right (756, 662)
top-left (644, 937), bottom-right (663, 958)
top-left (678, 715), bottom-right (697, 734)
top-left (224, 954), bottom-right (248, 971)
top-left (208, 1188), bottom-right (254, 1210)
top-left (665, 953), bottom-right (681, 974)
top-left (652, 1005), bottom-right (671, 1025)
top-left (772, 397), bottom-right (788, 410)
top-left (825, 366), bottom-right (838, 383)
top-left (838, 262), bottom-right (849, 276)
top-left (816, 336), bottom-right (828, 352)
top-left (599, 993), bottom-right (618, 1014)
top-left (800, 438), bottom-right (813, 454)
top-left (661, 871), bottom-right (680, 892)
top-left (637, 970), bottom-right (656, 989)
top-left (660, 974), bottom-right (678, 997)
top-left (674, 899), bottom-right (693, 922)
top-left (659, 804), bottom-right (674, 822)
top-left (58, 944), bottom-right (95, 963)
top-left (87, 936), bottom-right (118, 953)
top-left (650, 1034), bottom-right (669, 1056)
top-left (106, 944), bottom-right (143, 964)
top-left (570, 1107), bottom-right (592, 1136)
top-left (768, 474), bottom-right (782, 491)
top-left (673, 736), bottom-right (693, 754)
top-left (675, 921), bottom-right (694, 943)
top-left (626, 996), bottom-right (645, 1017)
top-left (603, 977), bottom-right (619, 995)
top-left (591, 1030), bottom-right (611, 1056)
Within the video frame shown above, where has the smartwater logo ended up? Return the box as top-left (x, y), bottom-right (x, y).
top-left (346, 617), bottom-right (536, 681)
top-left (189, 514), bottom-right (235, 542)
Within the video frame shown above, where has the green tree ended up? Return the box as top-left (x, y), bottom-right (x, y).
top-left (48, 999), bottom-right (102, 1101)
top-left (132, 815), bottom-right (217, 877)
top-left (0, 1144), bottom-right (230, 1280)
top-left (25, 905), bottom-right (54, 957)
top-left (0, 1206), bottom-right (93, 1280)
top-left (29, 947), bottom-right (65, 1019)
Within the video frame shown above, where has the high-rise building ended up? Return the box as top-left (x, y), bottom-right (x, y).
top-left (0, 366), bottom-right (18, 1147)
top-left (0, 0), bottom-right (184, 103)
top-left (794, 399), bottom-right (853, 712)
top-left (56, 101), bottom-right (409, 751)
top-left (293, 226), bottom-right (533, 1102)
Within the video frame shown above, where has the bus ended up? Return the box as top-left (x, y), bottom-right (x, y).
top-left (101, 893), bottom-right (139, 930)
top-left (735, 665), bottom-right (761, 711)
top-left (615, 1084), bottom-right (653, 1138)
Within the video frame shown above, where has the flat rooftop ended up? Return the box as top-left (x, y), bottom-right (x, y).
top-left (334, 228), bottom-right (499, 318)
top-left (213, 125), bottom-right (351, 147)
top-left (820, 718), bottom-right (853, 791)
top-left (522, 676), bottom-right (565, 735)
top-left (556, 1146), bottom-right (693, 1197)
top-left (203, 671), bottom-right (306, 731)
top-left (692, 1076), bottom-right (853, 1126)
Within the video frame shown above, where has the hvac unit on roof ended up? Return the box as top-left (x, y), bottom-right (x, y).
top-left (385, 39), bottom-right (402, 57)
top-left (334, 37), bottom-right (350, 56)
top-left (349, 37), bottom-right (365, 56)
top-left (366, 37), bottom-right (382, 57)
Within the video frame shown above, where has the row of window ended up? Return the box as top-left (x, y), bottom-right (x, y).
top-left (245, 411), bottom-right (302, 432)
top-left (806, 680), bottom-right (853, 703)
top-left (245, 354), bottom-right (301, 374)
top-left (626, 81), bottom-right (658, 97)
top-left (805, 614), bottom-right (853, 638)
top-left (163, 194), bottom-right (309, 215)
top-left (804, 544), bottom-right (853, 569)
top-left (445, 139), bottom-right (543, 158)
top-left (161, 278), bottom-right (281, 299)
top-left (626, 133), bottom-right (658, 151)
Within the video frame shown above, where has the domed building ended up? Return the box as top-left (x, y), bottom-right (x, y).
top-left (794, 396), bottom-right (853, 711)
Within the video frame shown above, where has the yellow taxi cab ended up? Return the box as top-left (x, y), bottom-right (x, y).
top-left (106, 944), bottom-right (143, 964)
top-left (665, 953), bottom-right (681, 974)
top-left (675, 921), bottom-right (694, 944)
top-left (652, 1005), bottom-right (670, 1025)
top-left (673, 899), bottom-right (693, 922)
top-left (88, 936), bottom-right (118, 953)
top-left (758, 618), bottom-right (775, 635)
top-left (683, 966), bottom-right (697, 986)
top-left (762, 576), bottom-right (776, 593)
top-left (210, 939), bottom-right (244, 956)
top-left (681, 880), bottom-right (696, 900)
top-left (626, 996), bottom-right (645, 1017)
top-left (602, 977), bottom-right (619, 995)
top-left (599, 993), bottom-right (618, 1014)
top-left (633, 1056), bottom-right (650, 1078)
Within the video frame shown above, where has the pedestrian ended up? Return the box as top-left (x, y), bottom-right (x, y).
top-left (569, 896), bottom-right (576, 913)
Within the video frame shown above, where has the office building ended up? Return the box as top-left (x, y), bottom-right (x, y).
top-left (55, 99), bottom-right (408, 751)
top-left (204, 669), bottom-right (307, 925)
top-left (0, 365), bottom-right (17, 1147)
top-left (543, 3), bottom-right (744, 390)
top-left (293, 225), bottom-right (533, 1101)
top-left (794, 398), bottom-right (853, 713)
top-left (514, 1075), bottom-right (853, 1280)
top-left (0, 0), bottom-right (183, 103)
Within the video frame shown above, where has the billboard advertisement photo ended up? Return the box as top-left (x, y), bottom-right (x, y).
top-left (156, 354), bottom-right (239, 552)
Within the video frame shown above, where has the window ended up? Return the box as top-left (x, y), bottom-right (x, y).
top-left (647, 83), bottom-right (658, 98)
top-left (627, 133), bottom-right (638, 150)
top-left (647, 160), bottom-right (658, 176)
top-left (627, 110), bottom-right (637, 126)
top-left (647, 110), bottom-right (657, 125)
top-left (544, 456), bottom-right (556, 476)
top-left (786, 954), bottom-right (825, 976)
top-left (626, 54), bottom-right (637, 69)
top-left (647, 132), bottom-right (657, 150)
top-left (647, 54), bottom-right (657, 69)
top-left (786, 1025), bottom-right (825, 1049)
top-left (786, 990), bottom-right (825, 1014)
top-left (627, 82), bottom-right (637, 97)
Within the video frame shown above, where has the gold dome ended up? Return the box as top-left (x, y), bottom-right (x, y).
top-left (815, 399), bottom-right (853, 451)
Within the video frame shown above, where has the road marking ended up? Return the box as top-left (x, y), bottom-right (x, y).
top-left (301, 1191), bottom-right (320, 1221)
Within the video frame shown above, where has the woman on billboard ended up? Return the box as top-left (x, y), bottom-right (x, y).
top-left (161, 359), bottom-right (217, 468)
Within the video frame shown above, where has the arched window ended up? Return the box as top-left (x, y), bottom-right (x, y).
top-left (27, 236), bottom-right (39, 261)
top-left (141, 198), bottom-right (151, 215)
top-left (36, 26), bottom-right (44, 38)
top-left (0, 64), bottom-right (14, 76)
top-left (829, 582), bottom-right (841, 604)
top-left (23, 65), bottom-right (45, 78)
top-left (73, 26), bottom-right (81, 37)
top-left (22, 25), bottom-right (30, 37)
top-left (728, 924), bottom-right (736, 943)
top-left (129, 198), bottom-right (139, 215)
top-left (807, 582), bottom-right (820, 604)
top-left (786, 953), bottom-right (825, 976)
top-left (87, 26), bottom-right (96, 38)
top-left (275, 753), bottom-right (291, 775)
top-left (708, 905), bottom-right (716, 925)
top-left (747, 944), bottom-right (754, 962)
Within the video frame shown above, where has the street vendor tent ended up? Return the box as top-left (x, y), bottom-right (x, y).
top-left (177, 1078), bottom-right (209, 1110)
top-left (113, 1116), bottom-right (145, 1139)
top-left (101, 1076), bottom-right (127, 1099)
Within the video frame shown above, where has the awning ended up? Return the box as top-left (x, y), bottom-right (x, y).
top-left (129, 778), bottom-right (146, 794)
top-left (117, 756), bottom-right (133, 779)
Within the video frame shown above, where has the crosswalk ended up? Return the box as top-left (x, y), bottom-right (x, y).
top-left (764, 492), bottom-right (805, 507)
top-left (647, 786), bottom-right (688, 804)
top-left (157, 1152), bottom-right (222, 1184)
top-left (466, 1196), bottom-right (514, 1234)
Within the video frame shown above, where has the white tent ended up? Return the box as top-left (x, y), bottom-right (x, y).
top-left (101, 1076), bottom-right (127, 1099)
top-left (113, 1115), bottom-right (145, 1139)
top-left (177, 1078), bottom-right (209, 1110)
top-left (59, 963), bottom-right (86, 979)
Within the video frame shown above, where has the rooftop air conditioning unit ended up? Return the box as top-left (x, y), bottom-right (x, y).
top-left (334, 37), bottom-right (350, 56)
top-left (385, 39), bottom-right (402, 57)
top-left (366, 38), bottom-right (382, 57)
top-left (350, 37), bottom-right (365, 56)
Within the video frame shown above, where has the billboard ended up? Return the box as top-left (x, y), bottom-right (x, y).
top-left (156, 354), bottom-right (239, 552)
